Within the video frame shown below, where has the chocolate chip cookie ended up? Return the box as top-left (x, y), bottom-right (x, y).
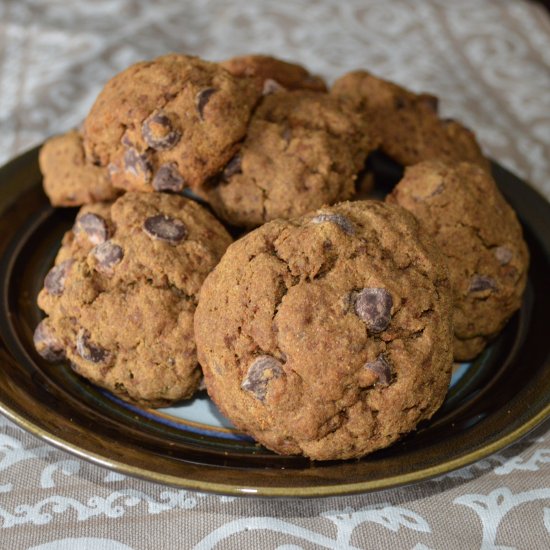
top-left (39, 130), bottom-right (120, 206)
top-left (83, 54), bottom-right (261, 195)
top-left (194, 200), bottom-right (453, 460)
top-left (35, 192), bottom-right (232, 407)
top-left (386, 161), bottom-right (529, 360)
top-left (205, 90), bottom-right (378, 228)
top-left (331, 70), bottom-right (490, 170)
top-left (221, 54), bottom-right (327, 93)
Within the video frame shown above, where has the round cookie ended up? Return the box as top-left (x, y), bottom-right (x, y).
top-left (331, 70), bottom-right (490, 170)
top-left (83, 54), bottom-right (262, 194)
top-left (221, 54), bottom-right (327, 93)
top-left (386, 161), bottom-right (529, 360)
top-left (39, 130), bottom-right (120, 206)
top-left (35, 192), bottom-right (232, 407)
top-left (194, 200), bottom-right (453, 460)
top-left (205, 90), bottom-right (378, 228)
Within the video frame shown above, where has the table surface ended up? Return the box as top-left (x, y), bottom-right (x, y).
top-left (1, 1), bottom-right (549, 549)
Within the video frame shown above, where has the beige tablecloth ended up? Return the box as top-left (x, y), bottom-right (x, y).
top-left (1, 1), bottom-right (549, 548)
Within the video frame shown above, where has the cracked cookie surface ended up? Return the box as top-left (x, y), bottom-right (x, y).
top-left (331, 70), bottom-right (489, 170)
top-left (35, 192), bottom-right (232, 407)
top-left (204, 90), bottom-right (377, 228)
top-left (387, 161), bottom-right (529, 360)
top-left (83, 54), bottom-right (261, 194)
top-left (39, 130), bottom-right (120, 206)
top-left (221, 54), bottom-right (327, 93)
top-left (194, 200), bottom-right (453, 460)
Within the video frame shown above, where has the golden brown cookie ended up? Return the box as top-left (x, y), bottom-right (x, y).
top-left (194, 200), bottom-right (453, 460)
top-left (39, 130), bottom-right (120, 206)
top-left (35, 192), bottom-right (232, 407)
top-left (331, 70), bottom-right (490, 170)
top-left (83, 54), bottom-right (262, 194)
top-left (386, 161), bottom-right (529, 360)
top-left (221, 54), bottom-right (327, 93)
top-left (205, 90), bottom-right (378, 228)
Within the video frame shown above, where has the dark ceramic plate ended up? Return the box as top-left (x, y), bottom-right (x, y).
top-left (0, 147), bottom-right (549, 498)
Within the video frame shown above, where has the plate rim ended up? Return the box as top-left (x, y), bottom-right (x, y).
top-left (1, 393), bottom-right (549, 498)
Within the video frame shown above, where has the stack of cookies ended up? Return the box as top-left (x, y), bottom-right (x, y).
top-left (34, 53), bottom-right (529, 461)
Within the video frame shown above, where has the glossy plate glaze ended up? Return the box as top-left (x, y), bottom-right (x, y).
top-left (0, 147), bottom-right (549, 498)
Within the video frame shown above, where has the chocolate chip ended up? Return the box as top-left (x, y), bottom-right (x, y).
top-left (262, 78), bottom-right (285, 95)
top-left (33, 319), bottom-right (65, 362)
top-left (75, 213), bottom-right (109, 245)
top-left (92, 241), bottom-right (124, 273)
top-left (494, 246), bottom-right (513, 266)
top-left (142, 110), bottom-right (181, 151)
top-left (394, 96), bottom-right (406, 110)
top-left (222, 154), bottom-right (242, 179)
top-left (311, 213), bottom-right (355, 235)
top-left (419, 94), bottom-right (439, 113)
top-left (76, 329), bottom-right (110, 364)
top-left (44, 259), bottom-right (74, 296)
top-left (152, 163), bottom-right (186, 192)
top-left (354, 288), bottom-right (393, 333)
top-left (469, 274), bottom-right (497, 292)
top-left (426, 182), bottom-right (444, 198)
top-left (241, 355), bottom-right (283, 401)
top-left (196, 88), bottom-right (217, 120)
top-left (411, 178), bottom-right (444, 201)
top-left (322, 239), bottom-right (333, 252)
top-left (364, 354), bottom-right (392, 385)
top-left (124, 148), bottom-right (153, 182)
top-left (143, 214), bottom-right (187, 244)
